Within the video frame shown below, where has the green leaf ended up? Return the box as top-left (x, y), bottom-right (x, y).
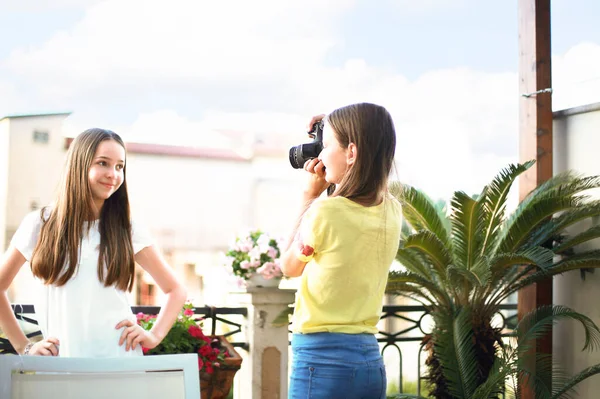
top-left (552, 364), bottom-right (600, 399)
top-left (554, 225), bottom-right (600, 254)
top-left (470, 357), bottom-right (509, 399)
top-left (517, 305), bottom-right (600, 352)
top-left (387, 270), bottom-right (449, 306)
top-left (450, 191), bottom-right (484, 271)
top-left (480, 161), bottom-right (535, 255)
top-left (403, 230), bottom-right (453, 284)
top-left (395, 247), bottom-right (433, 281)
top-left (399, 185), bottom-right (451, 246)
top-left (433, 307), bottom-right (479, 399)
top-left (497, 195), bottom-right (583, 252)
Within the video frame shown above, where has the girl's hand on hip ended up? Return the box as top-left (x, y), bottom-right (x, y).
top-left (116, 319), bottom-right (160, 351)
top-left (303, 158), bottom-right (329, 199)
top-left (29, 337), bottom-right (60, 356)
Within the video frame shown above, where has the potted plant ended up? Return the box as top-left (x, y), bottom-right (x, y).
top-left (223, 229), bottom-right (284, 288)
top-left (137, 303), bottom-right (243, 399)
top-left (387, 161), bottom-right (600, 398)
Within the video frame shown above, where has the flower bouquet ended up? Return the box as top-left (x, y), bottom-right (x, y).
top-left (224, 230), bottom-right (284, 287)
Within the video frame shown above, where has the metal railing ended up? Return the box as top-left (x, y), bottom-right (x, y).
top-left (2, 302), bottom-right (518, 396)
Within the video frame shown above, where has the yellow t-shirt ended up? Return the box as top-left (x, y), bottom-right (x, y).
top-left (292, 193), bottom-right (402, 334)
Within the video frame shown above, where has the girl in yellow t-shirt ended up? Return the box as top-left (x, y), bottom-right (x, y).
top-left (282, 103), bottom-right (402, 399)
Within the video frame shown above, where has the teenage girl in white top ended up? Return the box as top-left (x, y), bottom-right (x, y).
top-left (0, 128), bottom-right (187, 357)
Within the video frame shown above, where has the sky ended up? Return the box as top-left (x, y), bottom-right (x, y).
top-left (1, 0), bottom-right (600, 200)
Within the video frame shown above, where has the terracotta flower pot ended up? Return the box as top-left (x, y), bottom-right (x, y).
top-left (200, 336), bottom-right (243, 399)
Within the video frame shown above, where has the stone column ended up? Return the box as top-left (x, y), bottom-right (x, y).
top-left (232, 287), bottom-right (296, 399)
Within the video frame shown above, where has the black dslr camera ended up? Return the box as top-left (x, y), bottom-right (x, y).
top-left (289, 120), bottom-right (324, 169)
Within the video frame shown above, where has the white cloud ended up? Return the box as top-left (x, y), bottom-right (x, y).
top-left (6, 0), bottom-right (353, 101)
top-left (552, 42), bottom-right (600, 110)
top-left (4, 0), bottom-right (600, 202)
top-left (389, 0), bottom-right (467, 15)
top-left (0, 0), bottom-right (105, 12)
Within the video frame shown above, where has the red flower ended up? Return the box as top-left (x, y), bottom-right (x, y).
top-left (142, 347), bottom-right (150, 355)
top-left (197, 358), bottom-right (204, 369)
top-left (183, 308), bottom-right (194, 317)
top-left (299, 243), bottom-right (314, 257)
top-left (205, 365), bottom-right (214, 374)
top-left (199, 345), bottom-right (213, 357)
top-left (188, 325), bottom-right (205, 339)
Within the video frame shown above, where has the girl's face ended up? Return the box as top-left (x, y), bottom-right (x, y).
top-left (318, 122), bottom-right (353, 184)
top-left (88, 139), bottom-right (125, 209)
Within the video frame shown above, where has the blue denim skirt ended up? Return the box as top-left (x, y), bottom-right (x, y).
top-left (289, 332), bottom-right (386, 399)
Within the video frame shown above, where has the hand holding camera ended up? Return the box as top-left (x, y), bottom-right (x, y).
top-left (289, 115), bottom-right (325, 169)
top-left (290, 114), bottom-right (331, 199)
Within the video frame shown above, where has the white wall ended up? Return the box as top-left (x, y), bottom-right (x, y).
top-left (0, 119), bottom-right (10, 253)
top-left (2, 115), bottom-right (307, 306)
top-left (553, 103), bottom-right (600, 397)
top-left (6, 115), bottom-right (68, 232)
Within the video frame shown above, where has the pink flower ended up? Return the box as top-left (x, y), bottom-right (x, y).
top-left (136, 312), bottom-right (144, 321)
top-left (183, 308), bottom-right (194, 317)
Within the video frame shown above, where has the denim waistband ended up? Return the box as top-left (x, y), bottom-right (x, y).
top-left (291, 332), bottom-right (378, 349)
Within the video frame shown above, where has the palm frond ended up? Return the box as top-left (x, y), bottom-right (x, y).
top-left (489, 246), bottom-right (554, 282)
top-left (433, 308), bottom-right (479, 399)
top-left (517, 305), bottom-right (600, 352)
top-left (551, 364), bottom-right (600, 399)
top-left (524, 200), bottom-right (600, 248)
top-left (402, 230), bottom-right (453, 285)
top-left (447, 265), bottom-right (486, 289)
top-left (470, 357), bottom-right (509, 399)
top-left (396, 247), bottom-right (433, 281)
top-left (554, 225), bottom-right (600, 254)
top-left (399, 185), bottom-right (451, 246)
top-left (496, 196), bottom-right (583, 253)
top-left (511, 172), bottom-right (600, 230)
top-left (450, 191), bottom-right (485, 270)
top-left (386, 270), bottom-right (449, 306)
top-left (504, 250), bottom-right (600, 300)
top-left (480, 161), bottom-right (535, 255)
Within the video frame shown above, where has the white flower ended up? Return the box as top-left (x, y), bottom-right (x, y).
top-left (240, 260), bottom-right (251, 270)
top-left (223, 256), bottom-right (235, 269)
top-left (249, 246), bottom-right (262, 262)
top-left (257, 234), bottom-right (272, 253)
top-left (267, 246), bottom-right (278, 260)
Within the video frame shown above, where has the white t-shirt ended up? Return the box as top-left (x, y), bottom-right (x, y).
top-left (10, 209), bottom-right (153, 358)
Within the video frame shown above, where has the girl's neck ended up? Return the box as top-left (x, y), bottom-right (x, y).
top-left (340, 192), bottom-right (384, 207)
top-left (91, 200), bottom-right (104, 220)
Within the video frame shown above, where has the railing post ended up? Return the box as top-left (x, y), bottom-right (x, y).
top-left (232, 288), bottom-right (296, 399)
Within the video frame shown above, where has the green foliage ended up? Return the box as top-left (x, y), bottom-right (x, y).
top-left (387, 161), bottom-right (600, 398)
top-left (137, 303), bottom-right (228, 374)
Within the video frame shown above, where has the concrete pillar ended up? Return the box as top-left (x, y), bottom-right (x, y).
top-left (233, 288), bottom-right (296, 399)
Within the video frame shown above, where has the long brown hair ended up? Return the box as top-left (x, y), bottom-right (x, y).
top-left (326, 103), bottom-right (397, 204)
top-left (31, 128), bottom-right (136, 291)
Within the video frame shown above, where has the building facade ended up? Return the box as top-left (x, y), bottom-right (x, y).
top-left (0, 113), bottom-right (305, 306)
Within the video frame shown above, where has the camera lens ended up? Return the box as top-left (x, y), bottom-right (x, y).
top-left (289, 146), bottom-right (305, 169)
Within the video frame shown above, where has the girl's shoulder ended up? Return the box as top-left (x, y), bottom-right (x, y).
top-left (20, 206), bottom-right (52, 228)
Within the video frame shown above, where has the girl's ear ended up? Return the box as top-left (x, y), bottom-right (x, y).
top-left (346, 142), bottom-right (357, 166)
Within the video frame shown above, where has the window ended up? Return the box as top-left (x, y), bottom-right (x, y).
top-left (33, 130), bottom-right (49, 144)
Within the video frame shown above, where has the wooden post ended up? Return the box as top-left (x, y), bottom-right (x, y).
top-left (518, 1), bottom-right (553, 398)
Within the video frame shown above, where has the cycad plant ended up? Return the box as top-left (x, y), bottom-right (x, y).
top-left (387, 160), bottom-right (600, 398)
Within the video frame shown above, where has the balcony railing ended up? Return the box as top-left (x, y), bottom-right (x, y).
top-left (2, 302), bottom-right (518, 396)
